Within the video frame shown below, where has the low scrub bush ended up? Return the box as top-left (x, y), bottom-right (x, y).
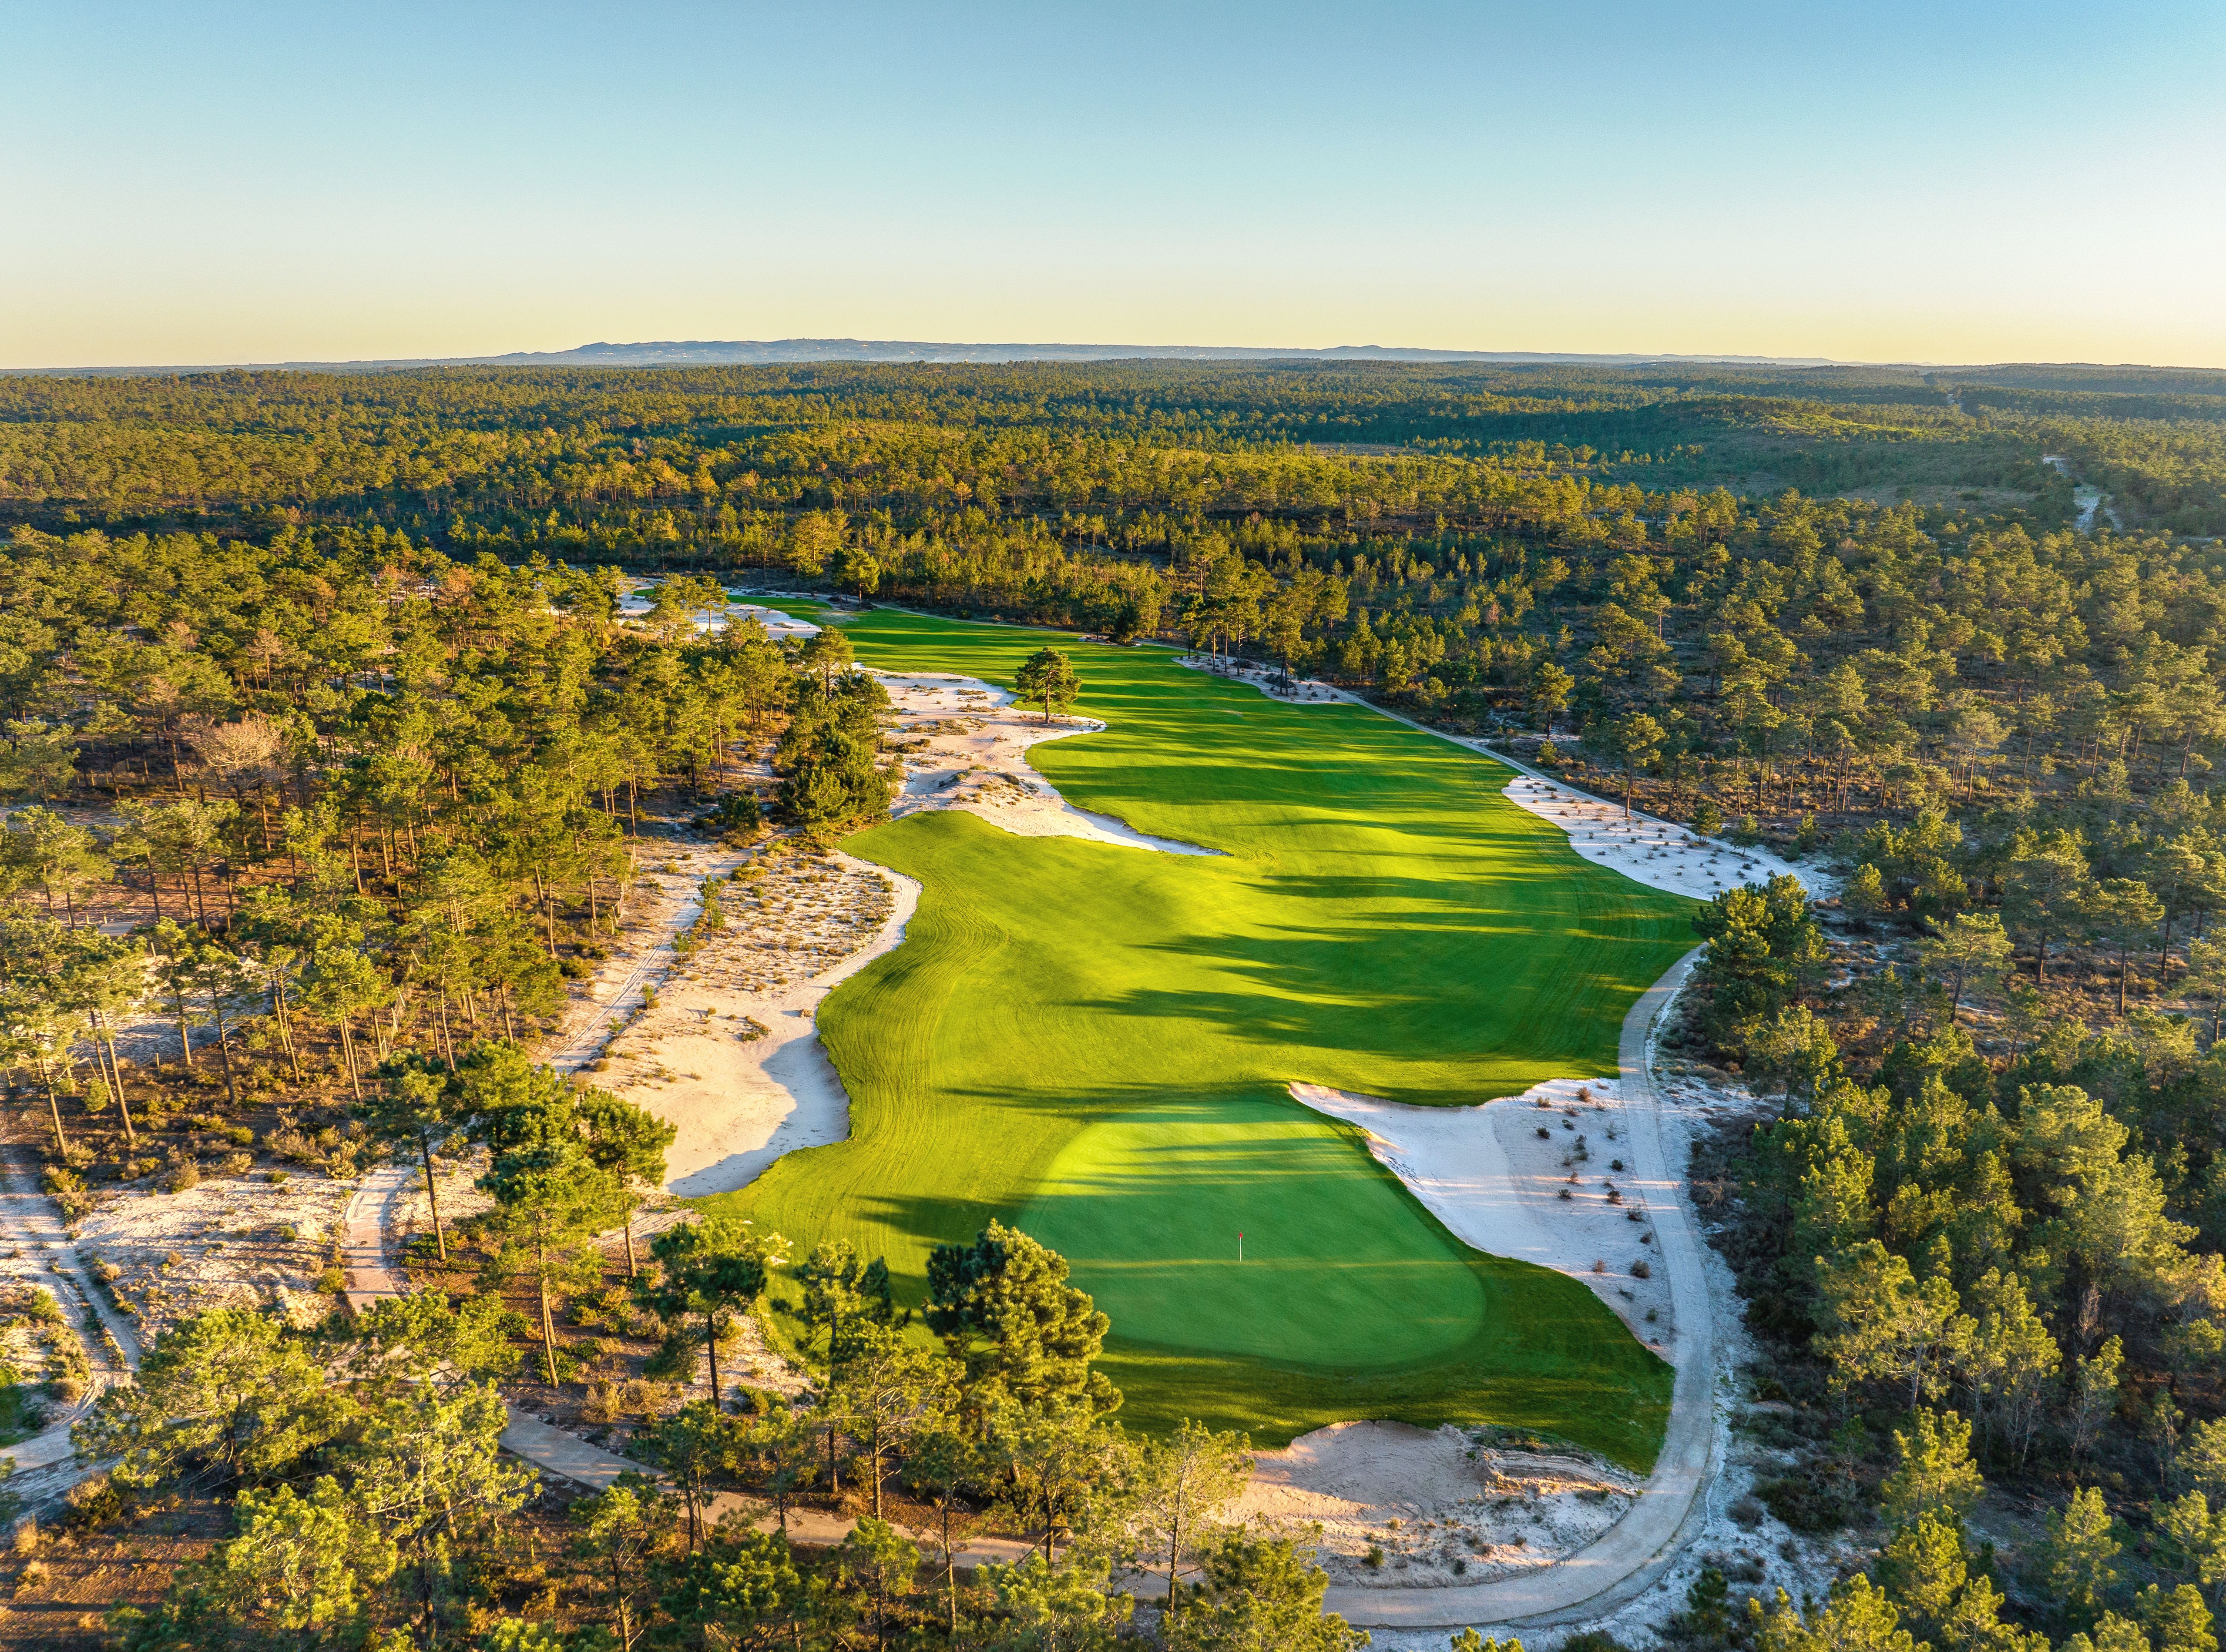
top-left (642, 1330), bottom-right (696, 1383)
top-left (61, 1474), bottom-right (122, 1531)
top-left (1756, 1474), bottom-right (1849, 1533)
top-left (42, 1168), bottom-right (91, 1222)
top-left (265, 1128), bottom-right (319, 1164)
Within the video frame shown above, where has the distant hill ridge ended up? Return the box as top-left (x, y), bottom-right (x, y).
top-left (25, 338), bottom-right (1850, 376)
top-left (14, 339), bottom-right (2222, 381)
top-left (482, 339), bottom-right (1842, 368)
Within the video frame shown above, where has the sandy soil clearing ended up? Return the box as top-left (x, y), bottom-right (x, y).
top-left (1290, 1080), bottom-right (1673, 1357)
top-left (880, 671), bottom-right (1215, 854)
top-left (72, 1168), bottom-right (351, 1340)
top-left (1236, 1422), bottom-right (1642, 1590)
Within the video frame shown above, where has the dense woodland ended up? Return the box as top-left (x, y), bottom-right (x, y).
top-left (8, 359), bottom-right (2226, 1647)
top-left (77, 1212), bottom-right (1330, 1652)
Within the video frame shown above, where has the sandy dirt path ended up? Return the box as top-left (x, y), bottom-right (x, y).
top-left (342, 828), bottom-right (749, 1302)
top-left (0, 1146), bottom-right (144, 1502)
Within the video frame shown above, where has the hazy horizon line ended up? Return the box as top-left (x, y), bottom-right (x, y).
top-left (10, 336), bottom-right (2220, 378)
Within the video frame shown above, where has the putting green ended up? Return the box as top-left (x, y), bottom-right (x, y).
top-left (709, 607), bottom-right (1695, 1464)
top-left (1021, 1096), bottom-right (1483, 1367)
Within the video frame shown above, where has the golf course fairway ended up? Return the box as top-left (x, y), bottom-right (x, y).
top-left (708, 607), bottom-right (1696, 1465)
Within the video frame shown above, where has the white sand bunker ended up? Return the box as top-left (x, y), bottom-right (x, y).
top-left (1291, 1080), bottom-right (1673, 1356)
top-left (1495, 772), bottom-right (1825, 901)
top-left (617, 581), bottom-right (822, 640)
top-left (728, 602), bottom-right (820, 640)
top-left (1236, 1421), bottom-right (1640, 1589)
top-left (879, 671), bottom-right (1216, 855)
top-left (588, 850), bottom-right (920, 1196)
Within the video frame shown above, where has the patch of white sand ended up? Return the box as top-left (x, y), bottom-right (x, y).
top-left (588, 850), bottom-right (918, 1196)
top-left (727, 602), bottom-right (820, 640)
top-left (545, 840), bottom-right (767, 1073)
top-left (1494, 772), bottom-right (1831, 903)
top-left (1290, 1081), bottom-right (1674, 1356)
top-left (1236, 1421), bottom-right (1641, 1590)
top-left (616, 581), bottom-right (821, 640)
top-left (879, 671), bottom-right (1217, 855)
top-left (73, 1169), bottom-right (351, 1340)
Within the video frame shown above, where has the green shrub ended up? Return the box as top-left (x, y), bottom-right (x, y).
top-left (61, 1474), bottom-right (122, 1531)
top-left (1757, 1474), bottom-right (1850, 1533)
top-left (642, 1330), bottom-right (696, 1383)
top-left (42, 1168), bottom-right (91, 1222)
top-left (571, 1287), bottom-right (629, 1329)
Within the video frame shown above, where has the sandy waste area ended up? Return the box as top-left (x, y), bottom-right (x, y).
top-left (881, 672), bottom-right (1214, 854)
top-left (1175, 653), bottom-right (1347, 704)
top-left (584, 848), bottom-right (915, 1196)
top-left (1235, 1421), bottom-right (1642, 1589)
top-left (618, 587), bottom-right (822, 641)
top-left (1494, 773), bottom-right (1827, 903)
top-left (72, 1169), bottom-right (353, 1340)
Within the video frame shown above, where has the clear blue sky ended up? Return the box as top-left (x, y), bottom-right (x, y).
top-left (6, 1), bottom-right (2223, 367)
